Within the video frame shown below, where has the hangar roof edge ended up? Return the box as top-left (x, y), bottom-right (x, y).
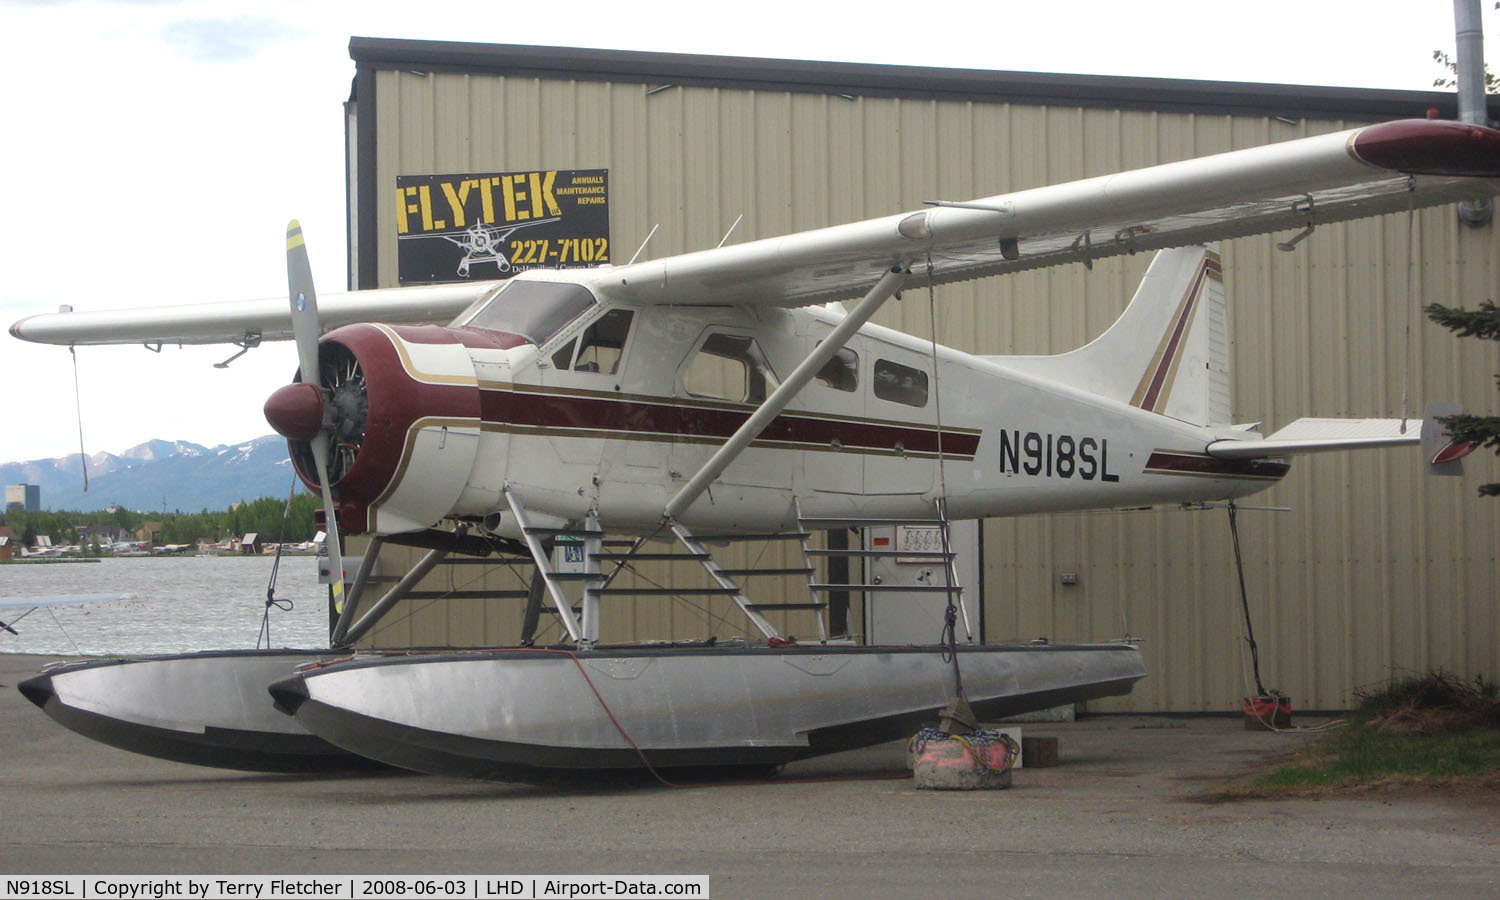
top-left (347, 36), bottom-right (1491, 123)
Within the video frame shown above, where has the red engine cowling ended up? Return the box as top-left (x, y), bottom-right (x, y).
top-left (266, 323), bottom-right (486, 535)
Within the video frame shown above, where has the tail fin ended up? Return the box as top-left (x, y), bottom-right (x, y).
top-left (988, 244), bottom-right (1230, 427)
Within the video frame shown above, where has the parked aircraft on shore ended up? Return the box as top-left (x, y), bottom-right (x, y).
top-left (10, 117), bottom-right (1499, 780)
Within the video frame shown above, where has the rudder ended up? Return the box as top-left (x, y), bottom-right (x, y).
top-left (988, 244), bottom-right (1230, 427)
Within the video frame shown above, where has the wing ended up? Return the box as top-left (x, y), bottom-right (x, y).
top-left (9, 281), bottom-right (502, 347)
top-left (608, 119), bottom-right (1500, 308)
top-left (11, 119), bottom-right (1500, 346)
top-left (1206, 418), bottom-right (1421, 459)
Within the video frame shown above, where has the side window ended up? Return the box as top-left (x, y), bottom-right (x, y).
top-left (683, 333), bottom-right (780, 403)
top-left (815, 345), bottom-right (858, 392)
top-left (551, 339), bottom-right (578, 369)
top-left (573, 309), bottom-right (634, 374)
top-left (873, 358), bottom-right (928, 407)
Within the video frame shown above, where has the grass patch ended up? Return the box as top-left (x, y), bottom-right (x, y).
top-left (1214, 672), bottom-right (1500, 799)
top-left (1253, 727), bottom-right (1500, 789)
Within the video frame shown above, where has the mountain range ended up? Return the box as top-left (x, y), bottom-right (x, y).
top-left (1, 437), bottom-right (297, 512)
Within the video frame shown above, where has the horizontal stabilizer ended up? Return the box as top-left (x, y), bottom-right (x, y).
top-left (1420, 401), bottom-right (1476, 474)
top-left (1206, 418), bottom-right (1419, 459)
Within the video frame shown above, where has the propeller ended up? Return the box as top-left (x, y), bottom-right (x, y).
top-left (284, 220), bottom-right (347, 615)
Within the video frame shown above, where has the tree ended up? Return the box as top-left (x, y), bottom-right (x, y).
top-left (1426, 300), bottom-right (1500, 495)
top-left (1433, 2), bottom-right (1500, 92)
top-left (1432, 49), bottom-right (1499, 93)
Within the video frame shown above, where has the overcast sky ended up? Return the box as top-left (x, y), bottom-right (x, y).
top-left (1, 0), bottom-right (1492, 466)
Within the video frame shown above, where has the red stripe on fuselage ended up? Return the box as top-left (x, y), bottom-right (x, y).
top-left (1143, 450), bottom-right (1288, 481)
top-left (482, 387), bottom-right (981, 458)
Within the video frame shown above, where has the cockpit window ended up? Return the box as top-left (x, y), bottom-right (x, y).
top-left (452, 280), bottom-right (596, 345)
top-left (548, 309), bottom-right (636, 374)
top-left (573, 309), bottom-right (634, 374)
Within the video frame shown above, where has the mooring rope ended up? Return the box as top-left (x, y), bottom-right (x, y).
top-left (257, 472), bottom-right (299, 649)
top-left (925, 256), bottom-right (967, 703)
top-left (1226, 502), bottom-right (1267, 698)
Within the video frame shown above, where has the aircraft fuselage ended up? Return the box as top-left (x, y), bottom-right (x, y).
top-left (301, 269), bottom-right (1283, 538)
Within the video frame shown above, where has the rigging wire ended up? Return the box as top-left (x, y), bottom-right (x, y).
top-left (45, 605), bottom-right (83, 656)
top-left (68, 346), bottom-right (89, 492)
top-left (364, 535), bottom-right (533, 645)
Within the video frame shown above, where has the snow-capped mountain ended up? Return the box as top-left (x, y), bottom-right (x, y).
top-left (0, 436), bottom-right (295, 512)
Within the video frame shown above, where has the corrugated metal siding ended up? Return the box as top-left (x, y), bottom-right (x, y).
top-left (362, 68), bottom-right (1500, 711)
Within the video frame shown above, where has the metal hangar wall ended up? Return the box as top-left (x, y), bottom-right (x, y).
top-left (343, 37), bottom-right (1500, 713)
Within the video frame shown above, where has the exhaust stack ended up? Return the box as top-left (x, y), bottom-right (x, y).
top-left (1456, 0), bottom-right (1494, 225)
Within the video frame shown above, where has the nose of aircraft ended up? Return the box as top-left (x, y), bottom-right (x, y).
top-left (264, 381), bottom-right (325, 442)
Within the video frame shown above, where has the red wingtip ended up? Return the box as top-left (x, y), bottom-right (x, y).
top-left (1350, 119), bottom-right (1500, 177)
top-left (1432, 439), bottom-right (1478, 466)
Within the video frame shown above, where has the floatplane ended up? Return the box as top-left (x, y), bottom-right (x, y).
top-left (9, 118), bottom-right (1499, 780)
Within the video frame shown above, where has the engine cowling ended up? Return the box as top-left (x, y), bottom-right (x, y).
top-left (265, 323), bottom-right (486, 535)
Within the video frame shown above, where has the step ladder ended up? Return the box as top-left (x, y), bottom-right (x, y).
top-left (795, 498), bottom-right (973, 642)
top-left (504, 489), bottom-right (969, 647)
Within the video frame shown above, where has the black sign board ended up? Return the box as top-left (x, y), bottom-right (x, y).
top-left (396, 169), bottom-right (609, 284)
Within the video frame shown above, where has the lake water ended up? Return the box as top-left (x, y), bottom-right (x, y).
top-left (0, 555), bottom-right (330, 656)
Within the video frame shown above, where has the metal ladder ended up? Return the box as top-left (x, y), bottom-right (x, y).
top-left (506, 492), bottom-right (967, 647)
top-left (795, 499), bottom-right (972, 642)
top-left (581, 520), bottom-right (829, 645)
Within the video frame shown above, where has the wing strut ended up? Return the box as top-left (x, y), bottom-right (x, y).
top-left (506, 488), bottom-right (587, 644)
top-left (663, 266), bottom-right (909, 520)
top-left (329, 536), bottom-right (384, 646)
top-left (334, 542), bottom-right (451, 647)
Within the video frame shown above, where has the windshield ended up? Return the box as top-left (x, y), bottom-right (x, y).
top-left (453, 280), bottom-right (596, 345)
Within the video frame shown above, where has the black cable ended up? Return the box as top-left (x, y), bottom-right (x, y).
top-left (1227, 502), bottom-right (1268, 697)
top-left (258, 473), bottom-right (299, 649)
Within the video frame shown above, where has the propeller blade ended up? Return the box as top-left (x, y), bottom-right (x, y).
top-left (285, 220), bottom-right (346, 615)
top-left (286, 220), bottom-right (321, 386)
top-left (308, 432), bottom-right (346, 614)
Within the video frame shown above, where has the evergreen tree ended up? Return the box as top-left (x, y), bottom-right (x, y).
top-left (1426, 300), bottom-right (1500, 496)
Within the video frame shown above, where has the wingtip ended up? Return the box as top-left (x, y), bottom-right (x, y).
top-left (1349, 119), bottom-right (1500, 178)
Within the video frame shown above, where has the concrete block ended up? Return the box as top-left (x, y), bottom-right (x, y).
top-left (998, 704), bottom-right (1076, 723)
top-left (1021, 735), bottom-right (1059, 767)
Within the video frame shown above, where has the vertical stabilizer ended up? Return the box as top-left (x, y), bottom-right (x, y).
top-left (988, 244), bottom-right (1230, 427)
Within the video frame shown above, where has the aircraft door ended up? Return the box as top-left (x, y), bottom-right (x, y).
top-left (672, 330), bottom-right (792, 490)
top-left (803, 343), bottom-right (864, 496)
top-left (864, 519), bottom-right (980, 645)
top-left (539, 307), bottom-right (636, 468)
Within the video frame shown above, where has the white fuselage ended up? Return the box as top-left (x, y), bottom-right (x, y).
top-left (362, 292), bottom-right (1284, 539)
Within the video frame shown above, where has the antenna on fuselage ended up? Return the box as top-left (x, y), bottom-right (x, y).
top-left (716, 214), bottom-right (743, 248)
top-left (626, 224), bottom-right (661, 266)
